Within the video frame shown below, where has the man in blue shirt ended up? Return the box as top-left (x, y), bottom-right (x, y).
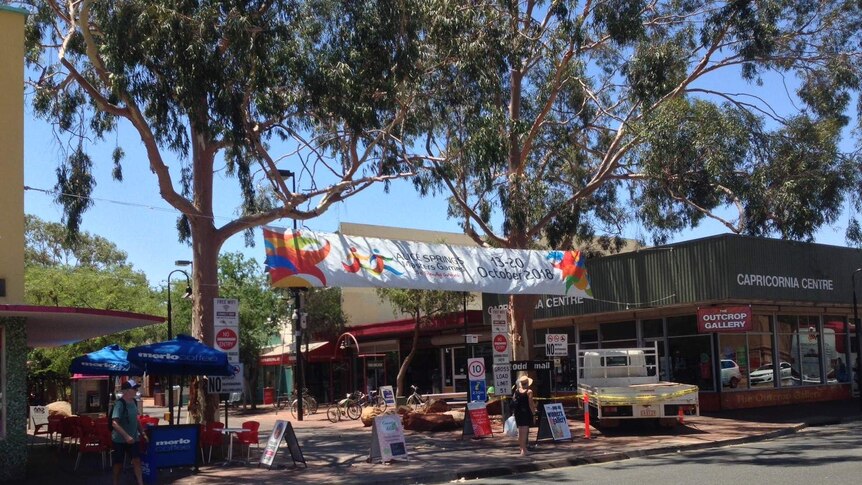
top-left (112, 379), bottom-right (147, 485)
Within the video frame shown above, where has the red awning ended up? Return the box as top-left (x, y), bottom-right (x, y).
top-left (349, 310), bottom-right (482, 339)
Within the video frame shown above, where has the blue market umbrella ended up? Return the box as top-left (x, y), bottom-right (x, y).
top-left (128, 334), bottom-right (233, 376)
top-left (69, 344), bottom-right (143, 376)
top-left (129, 334), bottom-right (233, 425)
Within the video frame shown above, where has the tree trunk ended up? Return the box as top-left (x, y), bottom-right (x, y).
top-left (395, 311), bottom-right (422, 397)
top-left (510, 294), bottom-right (539, 361)
top-left (188, 207), bottom-right (223, 424)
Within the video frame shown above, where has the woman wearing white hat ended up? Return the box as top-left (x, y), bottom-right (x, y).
top-left (511, 374), bottom-right (537, 456)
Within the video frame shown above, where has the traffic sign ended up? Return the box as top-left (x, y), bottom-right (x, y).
top-left (215, 328), bottom-right (238, 351)
top-left (545, 333), bottom-right (568, 357)
top-left (493, 364), bottom-right (511, 395)
top-left (493, 334), bottom-right (508, 353)
top-left (208, 363), bottom-right (243, 394)
top-left (467, 358), bottom-right (486, 380)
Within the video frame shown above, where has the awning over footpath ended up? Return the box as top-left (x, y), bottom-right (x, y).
top-left (259, 341), bottom-right (331, 366)
top-left (348, 310), bottom-right (482, 338)
top-left (0, 304), bottom-right (164, 348)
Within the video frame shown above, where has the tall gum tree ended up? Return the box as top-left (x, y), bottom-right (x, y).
top-left (22, 0), bottom-right (431, 421)
top-left (412, 0), bottom-right (861, 360)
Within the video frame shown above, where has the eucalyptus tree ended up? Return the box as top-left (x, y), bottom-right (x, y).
top-left (413, 0), bottom-right (862, 359)
top-left (376, 288), bottom-right (471, 397)
top-left (22, 0), bottom-right (428, 349)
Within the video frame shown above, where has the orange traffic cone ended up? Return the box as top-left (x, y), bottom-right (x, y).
top-left (677, 406), bottom-right (685, 424)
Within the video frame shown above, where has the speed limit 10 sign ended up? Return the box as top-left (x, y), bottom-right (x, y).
top-left (467, 358), bottom-right (486, 380)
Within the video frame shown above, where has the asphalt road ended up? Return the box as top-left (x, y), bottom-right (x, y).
top-left (465, 421), bottom-right (862, 485)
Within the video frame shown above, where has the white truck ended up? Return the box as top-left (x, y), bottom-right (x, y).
top-left (577, 344), bottom-right (699, 427)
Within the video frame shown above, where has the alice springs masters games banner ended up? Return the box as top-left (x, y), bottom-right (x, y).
top-left (263, 227), bottom-right (592, 297)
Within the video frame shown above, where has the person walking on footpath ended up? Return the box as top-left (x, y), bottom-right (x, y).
top-left (111, 379), bottom-right (147, 485)
top-left (512, 375), bottom-right (537, 456)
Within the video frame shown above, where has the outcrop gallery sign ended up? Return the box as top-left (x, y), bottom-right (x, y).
top-left (697, 306), bottom-right (752, 333)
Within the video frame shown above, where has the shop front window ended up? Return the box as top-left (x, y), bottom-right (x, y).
top-left (599, 320), bottom-right (636, 348)
top-left (824, 316), bottom-right (851, 383)
top-left (718, 333), bottom-right (748, 390)
top-left (745, 315), bottom-right (775, 388)
top-left (579, 328), bottom-right (598, 349)
top-left (668, 335), bottom-right (713, 390)
top-left (777, 315), bottom-right (824, 386)
top-left (642, 319), bottom-right (664, 339)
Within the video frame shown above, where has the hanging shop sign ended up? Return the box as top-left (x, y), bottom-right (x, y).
top-left (697, 306), bottom-right (752, 333)
top-left (263, 227), bottom-right (593, 297)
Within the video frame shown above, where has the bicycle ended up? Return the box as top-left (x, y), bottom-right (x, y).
top-left (355, 389), bottom-right (387, 412)
top-left (289, 388), bottom-right (319, 418)
top-left (326, 392), bottom-right (362, 423)
top-left (405, 385), bottom-right (427, 412)
top-left (274, 394), bottom-right (291, 410)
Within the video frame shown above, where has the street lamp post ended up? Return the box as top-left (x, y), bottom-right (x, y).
top-left (852, 268), bottom-right (862, 411)
top-left (167, 261), bottom-right (192, 425)
top-left (278, 168), bottom-right (305, 420)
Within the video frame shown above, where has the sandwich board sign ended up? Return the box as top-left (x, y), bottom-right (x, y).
top-left (368, 414), bottom-right (408, 463)
top-left (461, 401), bottom-right (493, 439)
top-left (379, 385), bottom-right (396, 408)
top-left (260, 420), bottom-right (306, 469)
top-left (535, 402), bottom-right (573, 443)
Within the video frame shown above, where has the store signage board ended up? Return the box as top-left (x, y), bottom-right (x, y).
top-left (545, 333), bottom-right (568, 356)
top-left (368, 414), bottom-right (408, 464)
top-left (260, 420), bottom-right (288, 468)
top-left (260, 420), bottom-right (306, 469)
top-left (462, 402), bottom-right (493, 439)
top-left (141, 424), bottom-right (199, 484)
top-left (697, 306), bottom-right (752, 333)
top-left (538, 403), bottom-right (572, 442)
top-left (380, 385), bottom-right (396, 407)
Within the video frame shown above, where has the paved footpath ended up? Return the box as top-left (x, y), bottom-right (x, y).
top-left (22, 399), bottom-right (862, 485)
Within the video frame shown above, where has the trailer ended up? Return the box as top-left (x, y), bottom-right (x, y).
top-left (577, 343), bottom-right (699, 427)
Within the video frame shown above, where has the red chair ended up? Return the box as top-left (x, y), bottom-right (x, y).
top-left (59, 416), bottom-right (81, 451)
top-left (47, 415), bottom-right (65, 445)
top-left (236, 421), bottom-right (260, 463)
top-left (75, 431), bottom-right (110, 471)
top-left (199, 422), bottom-right (224, 463)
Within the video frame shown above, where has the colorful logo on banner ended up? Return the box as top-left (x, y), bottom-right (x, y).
top-left (342, 246), bottom-right (404, 278)
top-left (263, 228), bottom-right (331, 287)
top-left (547, 250), bottom-right (592, 296)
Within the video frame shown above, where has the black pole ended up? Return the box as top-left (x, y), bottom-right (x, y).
top-left (167, 268), bottom-right (191, 425)
top-left (166, 284), bottom-right (173, 425)
top-left (852, 269), bottom-right (862, 411)
top-left (289, 171), bottom-right (304, 421)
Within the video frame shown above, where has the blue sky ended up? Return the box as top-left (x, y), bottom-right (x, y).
top-left (22, 68), bottom-right (857, 288)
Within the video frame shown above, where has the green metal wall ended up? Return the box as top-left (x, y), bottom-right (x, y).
top-left (483, 235), bottom-right (862, 321)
